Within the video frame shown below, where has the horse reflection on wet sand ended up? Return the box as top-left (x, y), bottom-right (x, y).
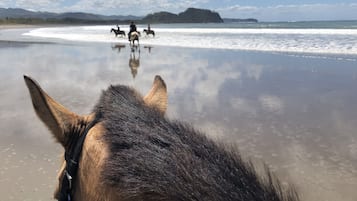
top-left (24, 75), bottom-right (300, 201)
top-left (111, 44), bottom-right (126, 52)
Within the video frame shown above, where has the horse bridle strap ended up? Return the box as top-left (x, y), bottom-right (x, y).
top-left (58, 119), bottom-right (98, 201)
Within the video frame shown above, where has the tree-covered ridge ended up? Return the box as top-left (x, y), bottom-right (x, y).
top-left (0, 7), bottom-right (257, 25)
top-left (142, 8), bottom-right (224, 23)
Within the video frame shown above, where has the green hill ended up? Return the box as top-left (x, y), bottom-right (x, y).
top-left (142, 8), bottom-right (223, 23)
top-left (0, 7), bottom-right (258, 25)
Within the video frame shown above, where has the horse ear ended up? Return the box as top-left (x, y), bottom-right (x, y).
top-left (24, 75), bottom-right (84, 147)
top-left (144, 75), bottom-right (168, 115)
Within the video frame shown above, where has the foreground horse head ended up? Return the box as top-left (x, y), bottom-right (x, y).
top-left (24, 75), bottom-right (299, 201)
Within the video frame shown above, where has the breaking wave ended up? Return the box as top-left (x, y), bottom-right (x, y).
top-left (24, 25), bottom-right (357, 55)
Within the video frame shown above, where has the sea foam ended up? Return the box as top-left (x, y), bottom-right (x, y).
top-left (23, 25), bottom-right (357, 55)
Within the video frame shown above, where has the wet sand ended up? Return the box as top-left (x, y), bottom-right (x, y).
top-left (0, 24), bottom-right (38, 29)
top-left (1, 28), bottom-right (357, 201)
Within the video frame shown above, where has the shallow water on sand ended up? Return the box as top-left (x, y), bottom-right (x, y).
top-left (1, 32), bottom-right (357, 200)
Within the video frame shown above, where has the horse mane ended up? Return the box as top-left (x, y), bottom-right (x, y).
top-left (92, 85), bottom-right (299, 201)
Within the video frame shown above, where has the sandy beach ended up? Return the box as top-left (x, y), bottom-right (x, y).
top-left (0, 24), bottom-right (39, 29)
top-left (1, 26), bottom-right (357, 201)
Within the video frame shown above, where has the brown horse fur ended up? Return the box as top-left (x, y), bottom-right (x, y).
top-left (24, 75), bottom-right (299, 201)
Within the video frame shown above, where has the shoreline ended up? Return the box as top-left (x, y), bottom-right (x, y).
top-left (0, 23), bottom-right (76, 30)
top-left (1, 24), bottom-right (357, 62)
top-left (0, 24), bottom-right (41, 30)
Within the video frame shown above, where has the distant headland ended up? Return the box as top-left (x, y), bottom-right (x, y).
top-left (142, 8), bottom-right (223, 23)
top-left (0, 7), bottom-right (258, 24)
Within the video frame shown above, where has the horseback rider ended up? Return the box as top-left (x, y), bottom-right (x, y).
top-left (128, 21), bottom-right (137, 41)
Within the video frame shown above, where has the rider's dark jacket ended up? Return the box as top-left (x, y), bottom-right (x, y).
top-left (130, 24), bottom-right (137, 32)
top-left (128, 24), bottom-right (137, 40)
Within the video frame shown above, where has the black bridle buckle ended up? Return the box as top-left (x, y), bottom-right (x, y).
top-left (65, 170), bottom-right (73, 190)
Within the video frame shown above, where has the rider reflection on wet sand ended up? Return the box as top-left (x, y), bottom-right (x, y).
top-left (129, 49), bottom-right (140, 79)
top-left (110, 42), bottom-right (147, 79)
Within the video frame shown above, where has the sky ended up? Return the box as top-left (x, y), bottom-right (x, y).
top-left (1, 0), bottom-right (357, 21)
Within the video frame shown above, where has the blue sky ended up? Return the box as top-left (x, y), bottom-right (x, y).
top-left (1, 0), bottom-right (357, 21)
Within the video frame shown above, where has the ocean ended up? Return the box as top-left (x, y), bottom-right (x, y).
top-left (22, 20), bottom-right (357, 56)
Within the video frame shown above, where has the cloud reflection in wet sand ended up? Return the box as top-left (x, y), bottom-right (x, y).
top-left (0, 41), bottom-right (357, 200)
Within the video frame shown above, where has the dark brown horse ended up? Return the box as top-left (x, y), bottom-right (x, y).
top-left (111, 28), bottom-right (126, 37)
top-left (143, 29), bottom-right (155, 37)
top-left (24, 75), bottom-right (299, 201)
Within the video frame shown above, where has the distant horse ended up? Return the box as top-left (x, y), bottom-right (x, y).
top-left (24, 75), bottom-right (300, 201)
top-left (143, 29), bottom-right (155, 37)
top-left (111, 28), bottom-right (126, 37)
top-left (129, 31), bottom-right (140, 46)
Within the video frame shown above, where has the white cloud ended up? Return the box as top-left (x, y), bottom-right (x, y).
top-left (218, 3), bottom-right (357, 21)
top-left (246, 64), bottom-right (263, 81)
top-left (0, 0), bottom-right (12, 7)
top-left (14, 0), bottom-right (64, 11)
top-left (222, 5), bottom-right (258, 12)
top-left (259, 95), bottom-right (284, 114)
top-left (2, 0), bottom-right (210, 15)
top-left (64, 0), bottom-right (209, 15)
